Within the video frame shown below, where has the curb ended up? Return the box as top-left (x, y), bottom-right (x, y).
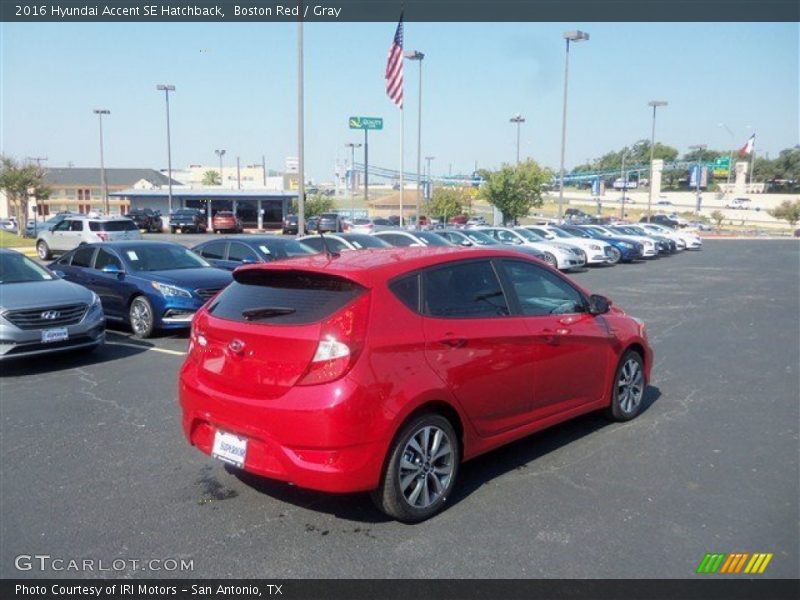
top-left (5, 246), bottom-right (39, 257)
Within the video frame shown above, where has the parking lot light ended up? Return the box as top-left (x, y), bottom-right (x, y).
top-left (557, 30), bottom-right (590, 220)
top-left (510, 114), bottom-right (525, 164)
top-left (646, 100), bottom-right (668, 222)
top-left (93, 109), bottom-right (110, 215)
top-left (156, 84), bottom-right (176, 218)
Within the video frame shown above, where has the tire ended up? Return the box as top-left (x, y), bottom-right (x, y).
top-left (542, 252), bottom-right (558, 269)
top-left (606, 350), bottom-right (646, 422)
top-left (129, 295), bottom-right (155, 339)
top-left (36, 240), bottom-right (52, 260)
top-left (371, 413), bottom-right (460, 523)
top-left (170, 227), bottom-right (177, 234)
top-left (607, 247), bottom-right (622, 265)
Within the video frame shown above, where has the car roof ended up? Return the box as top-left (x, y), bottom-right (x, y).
top-left (84, 240), bottom-right (184, 249)
top-left (234, 246), bottom-right (532, 287)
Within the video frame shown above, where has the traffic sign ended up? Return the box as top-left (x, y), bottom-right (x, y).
top-left (349, 116), bottom-right (383, 130)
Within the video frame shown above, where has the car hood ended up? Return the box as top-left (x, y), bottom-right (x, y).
top-left (142, 268), bottom-right (233, 290)
top-left (0, 279), bottom-right (94, 310)
top-left (561, 237), bottom-right (609, 249)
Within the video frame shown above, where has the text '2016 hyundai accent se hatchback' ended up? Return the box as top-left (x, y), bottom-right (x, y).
top-left (179, 247), bottom-right (652, 522)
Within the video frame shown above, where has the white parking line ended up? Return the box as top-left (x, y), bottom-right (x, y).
top-left (105, 341), bottom-right (187, 356)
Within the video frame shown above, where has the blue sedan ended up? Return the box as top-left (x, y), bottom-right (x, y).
top-left (192, 235), bottom-right (316, 270)
top-left (561, 225), bottom-right (644, 262)
top-left (50, 241), bottom-right (232, 338)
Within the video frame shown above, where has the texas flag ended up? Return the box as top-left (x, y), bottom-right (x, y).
top-left (739, 133), bottom-right (755, 157)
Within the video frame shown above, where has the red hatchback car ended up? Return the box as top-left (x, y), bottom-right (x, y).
top-left (179, 247), bottom-right (652, 522)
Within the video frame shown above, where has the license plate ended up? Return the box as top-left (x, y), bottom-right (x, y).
top-left (41, 328), bottom-right (68, 343)
top-left (211, 430), bottom-right (247, 468)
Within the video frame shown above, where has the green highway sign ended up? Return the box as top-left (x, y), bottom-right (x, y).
top-left (349, 116), bottom-right (383, 130)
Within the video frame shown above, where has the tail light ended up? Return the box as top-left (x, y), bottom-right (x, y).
top-left (96, 232), bottom-right (109, 241)
top-left (297, 292), bottom-right (370, 386)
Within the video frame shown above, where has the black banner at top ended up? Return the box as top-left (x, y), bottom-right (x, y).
top-left (1, 0), bottom-right (799, 22)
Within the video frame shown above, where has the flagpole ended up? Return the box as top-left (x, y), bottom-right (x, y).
top-left (748, 136), bottom-right (755, 187)
top-left (400, 105), bottom-right (405, 226)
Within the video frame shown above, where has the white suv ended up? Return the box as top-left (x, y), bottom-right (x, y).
top-left (36, 216), bottom-right (142, 260)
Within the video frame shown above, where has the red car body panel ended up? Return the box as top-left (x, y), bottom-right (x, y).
top-left (179, 247), bottom-right (652, 493)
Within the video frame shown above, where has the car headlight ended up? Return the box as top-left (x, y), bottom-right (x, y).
top-left (90, 292), bottom-right (101, 307)
top-left (590, 244), bottom-right (601, 251)
top-left (151, 281), bottom-right (192, 298)
top-left (619, 242), bottom-right (633, 248)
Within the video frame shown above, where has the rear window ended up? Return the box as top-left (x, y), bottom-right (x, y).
top-left (89, 220), bottom-right (138, 232)
top-left (208, 270), bottom-right (365, 325)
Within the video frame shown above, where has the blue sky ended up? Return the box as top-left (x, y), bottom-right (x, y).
top-left (1, 21), bottom-right (798, 181)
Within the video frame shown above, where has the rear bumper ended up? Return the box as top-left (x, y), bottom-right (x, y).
top-left (179, 366), bottom-right (388, 493)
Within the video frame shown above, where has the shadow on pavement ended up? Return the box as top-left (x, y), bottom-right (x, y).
top-left (229, 385), bottom-right (662, 523)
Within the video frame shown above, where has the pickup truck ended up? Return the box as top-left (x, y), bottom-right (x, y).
top-left (169, 209), bottom-right (207, 233)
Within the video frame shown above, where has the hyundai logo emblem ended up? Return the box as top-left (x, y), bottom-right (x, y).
top-left (227, 339), bottom-right (245, 354)
top-left (41, 310), bottom-right (61, 320)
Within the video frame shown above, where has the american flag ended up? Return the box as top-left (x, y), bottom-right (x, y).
top-left (385, 13), bottom-right (404, 109)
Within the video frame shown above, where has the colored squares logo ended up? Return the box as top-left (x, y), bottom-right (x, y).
top-left (696, 552), bottom-right (773, 574)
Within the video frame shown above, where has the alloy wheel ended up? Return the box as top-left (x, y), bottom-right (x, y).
top-left (617, 358), bottom-right (644, 414)
top-left (130, 298), bottom-right (152, 336)
top-left (608, 247), bottom-right (622, 264)
top-left (398, 425), bottom-right (455, 509)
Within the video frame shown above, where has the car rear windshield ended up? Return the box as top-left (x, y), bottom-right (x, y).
top-left (89, 220), bottom-right (138, 232)
top-left (208, 270), bottom-right (365, 325)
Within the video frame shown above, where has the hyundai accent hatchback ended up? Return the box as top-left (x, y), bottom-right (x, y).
top-left (179, 247), bottom-right (652, 522)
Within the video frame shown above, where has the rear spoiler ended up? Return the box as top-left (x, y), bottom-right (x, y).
top-left (233, 267), bottom-right (367, 291)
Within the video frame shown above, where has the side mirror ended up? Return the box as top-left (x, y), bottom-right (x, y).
top-left (102, 264), bottom-right (123, 275)
top-left (461, 240), bottom-right (473, 247)
top-left (588, 294), bottom-right (611, 315)
top-left (52, 270), bottom-right (66, 279)
top-left (240, 258), bottom-right (257, 265)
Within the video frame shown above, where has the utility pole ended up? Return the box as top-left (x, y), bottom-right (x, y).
top-left (297, 16), bottom-right (305, 235)
top-left (405, 50), bottom-right (425, 228)
top-left (620, 151), bottom-right (627, 219)
top-left (689, 144), bottom-right (707, 214)
top-left (236, 156), bottom-right (241, 190)
top-left (262, 155), bottom-right (267, 186)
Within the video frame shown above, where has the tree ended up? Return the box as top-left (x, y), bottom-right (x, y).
top-left (428, 187), bottom-right (466, 221)
top-left (0, 156), bottom-right (51, 237)
top-left (768, 200), bottom-right (800, 227)
top-left (479, 160), bottom-right (550, 225)
top-left (710, 210), bottom-right (725, 229)
top-left (202, 170), bottom-right (221, 186)
top-left (290, 194), bottom-right (333, 217)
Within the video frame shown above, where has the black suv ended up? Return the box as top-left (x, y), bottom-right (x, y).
top-left (282, 215), bottom-right (299, 235)
top-left (127, 208), bottom-right (163, 233)
top-left (169, 208), bottom-right (207, 234)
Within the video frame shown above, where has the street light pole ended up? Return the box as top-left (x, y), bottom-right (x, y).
top-left (345, 143), bottom-right (362, 220)
top-left (215, 149), bottom-right (226, 186)
top-left (405, 50), bottom-right (425, 228)
top-left (93, 109), bottom-right (110, 215)
top-left (689, 144), bottom-right (707, 215)
top-left (156, 84), bottom-right (176, 217)
top-left (620, 151), bottom-right (627, 220)
top-left (510, 114), bottom-right (525, 164)
top-left (297, 18), bottom-right (305, 236)
top-left (718, 123), bottom-right (735, 187)
top-left (646, 100), bottom-right (668, 222)
top-left (557, 30), bottom-right (589, 220)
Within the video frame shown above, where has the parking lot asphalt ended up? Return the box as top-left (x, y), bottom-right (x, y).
top-left (1, 240), bottom-right (798, 579)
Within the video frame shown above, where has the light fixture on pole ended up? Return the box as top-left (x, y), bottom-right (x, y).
top-left (557, 30), bottom-right (589, 220)
top-left (689, 144), bottom-right (707, 214)
top-left (345, 143), bottom-right (362, 219)
top-left (93, 109), bottom-right (110, 215)
top-left (510, 114), bottom-right (525, 164)
top-left (404, 50), bottom-right (425, 228)
top-left (215, 149), bottom-right (226, 185)
top-left (156, 84), bottom-right (176, 217)
top-left (646, 100), bottom-right (668, 222)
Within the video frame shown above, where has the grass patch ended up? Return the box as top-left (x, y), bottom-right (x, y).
top-left (0, 230), bottom-right (35, 248)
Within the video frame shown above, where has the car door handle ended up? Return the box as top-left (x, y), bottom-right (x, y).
top-left (439, 337), bottom-right (467, 349)
top-left (542, 328), bottom-right (570, 345)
